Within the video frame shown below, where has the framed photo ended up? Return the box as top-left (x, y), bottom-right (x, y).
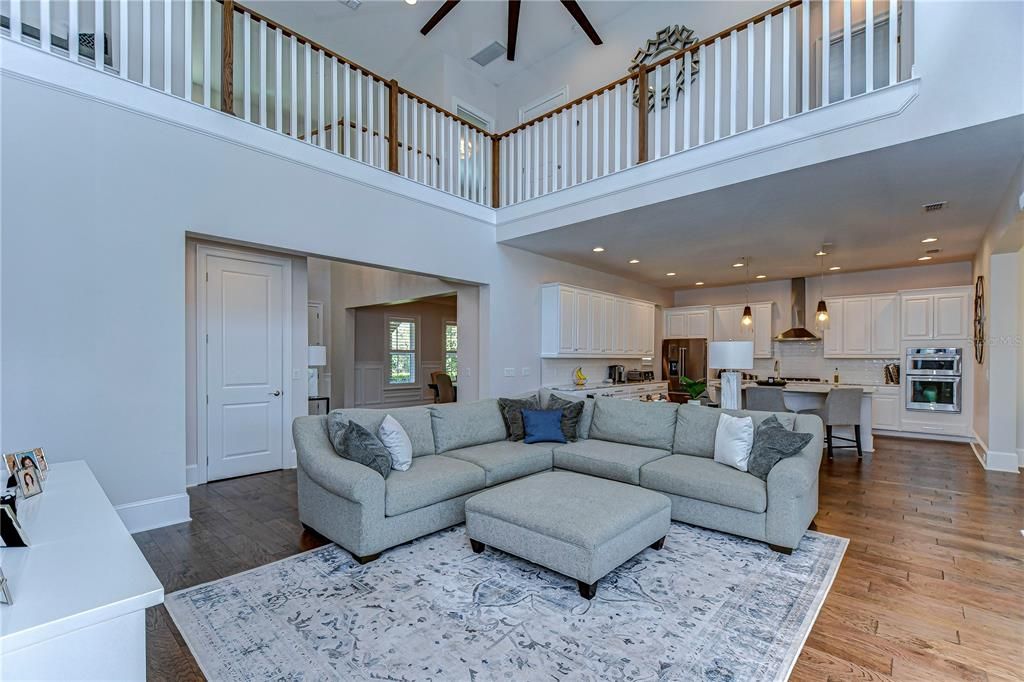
top-left (32, 448), bottom-right (49, 477)
top-left (15, 468), bottom-right (42, 499)
top-left (2, 454), bottom-right (16, 480)
top-left (1, 503), bottom-right (29, 547)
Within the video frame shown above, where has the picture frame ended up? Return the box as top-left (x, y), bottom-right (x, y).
top-left (0, 566), bottom-right (11, 605)
top-left (31, 447), bottom-right (49, 480)
top-left (1, 503), bottom-right (29, 547)
top-left (15, 467), bottom-right (43, 499)
top-left (3, 453), bottom-right (17, 480)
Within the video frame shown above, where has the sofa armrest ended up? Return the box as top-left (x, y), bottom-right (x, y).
top-left (766, 414), bottom-right (824, 499)
top-left (293, 416), bottom-right (385, 505)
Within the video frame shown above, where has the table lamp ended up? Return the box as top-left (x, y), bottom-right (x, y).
top-left (709, 341), bottom-right (754, 410)
top-left (307, 345), bottom-right (327, 397)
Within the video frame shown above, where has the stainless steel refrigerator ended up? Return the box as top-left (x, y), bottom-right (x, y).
top-left (662, 338), bottom-right (708, 403)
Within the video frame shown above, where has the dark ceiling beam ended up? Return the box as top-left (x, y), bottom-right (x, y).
top-left (420, 0), bottom-right (461, 36)
top-left (559, 0), bottom-right (602, 46)
top-left (507, 0), bottom-right (521, 61)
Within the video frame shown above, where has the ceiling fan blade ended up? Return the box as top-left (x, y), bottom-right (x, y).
top-left (420, 0), bottom-right (461, 36)
top-left (507, 0), bottom-right (521, 61)
top-left (559, 0), bottom-right (602, 46)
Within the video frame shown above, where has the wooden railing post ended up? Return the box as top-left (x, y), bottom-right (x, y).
top-left (636, 64), bottom-right (648, 164)
top-left (221, 0), bottom-right (234, 114)
top-left (388, 79), bottom-right (400, 173)
top-left (491, 136), bottom-right (500, 208)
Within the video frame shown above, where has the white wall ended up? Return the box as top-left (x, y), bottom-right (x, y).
top-left (307, 257), bottom-right (333, 399)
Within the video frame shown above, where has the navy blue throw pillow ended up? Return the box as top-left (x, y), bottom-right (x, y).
top-left (522, 409), bottom-right (567, 444)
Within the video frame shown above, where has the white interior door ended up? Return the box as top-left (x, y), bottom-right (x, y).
top-left (205, 254), bottom-right (286, 481)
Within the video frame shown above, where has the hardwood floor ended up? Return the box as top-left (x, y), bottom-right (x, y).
top-left (136, 437), bottom-right (1024, 681)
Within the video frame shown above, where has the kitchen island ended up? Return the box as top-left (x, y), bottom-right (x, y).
top-left (709, 381), bottom-right (879, 453)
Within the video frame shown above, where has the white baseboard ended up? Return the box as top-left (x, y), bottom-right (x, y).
top-left (1019, 447), bottom-right (1024, 468)
top-left (185, 464), bottom-right (200, 487)
top-left (984, 450), bottom-right (1021, 473)
top-left (115, 493), bottom-right (191, 533)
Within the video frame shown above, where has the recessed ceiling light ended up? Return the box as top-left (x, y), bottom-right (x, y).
top-left (917, 255), bottom-right (933, 261)
top-left (755, 274), bottom-right (766, 279)
top-left (628, 259), bottom-right (640, 264)
top-left (921, 237), bottom-right (938, 243)
top-left (829, 266), bottom-right (841, 271)
top-left (404, 0), bottom-right (417, 5)
top-left (666, 272), bottom-right (677, 276)
top-left (592, 247), bottom-right (605, 253)
top-left (732, 262), bottom-right (744, 268)
top-left (695, 281), bottom-right (704, 285)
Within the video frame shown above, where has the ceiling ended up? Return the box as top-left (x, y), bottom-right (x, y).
top-left (501, 116), bottom-right (1024, 289)
top-left (248, 0), bottom-right (636, 87)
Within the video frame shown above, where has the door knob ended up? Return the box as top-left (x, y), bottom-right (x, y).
top-left (270, 390), bottom-right (282, 397)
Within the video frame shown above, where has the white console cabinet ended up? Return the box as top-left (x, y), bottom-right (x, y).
top-left (542, 283), bottom-right (656, 358)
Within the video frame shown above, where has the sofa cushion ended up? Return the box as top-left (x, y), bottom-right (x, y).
top-left (443, 441), bottom-right (554, 486)
top-left (331, 407), bottom-right (435, 457)
top-left (673, 404), bottom-right (797, 458)
top-left (498, 396), bottom-right (541, 441)
top-left (542, 391), bottom-right (595, 440)
top-left (588, 397), bottom-right (678, 450)
top-left (640, 454), bottom-right (767, 513)
top-left (553, 439), bottom-right (671, 485)
top-left (429, 400), bottom-right (508, 454)
top-left (384, 455), bottom-right (485, 516)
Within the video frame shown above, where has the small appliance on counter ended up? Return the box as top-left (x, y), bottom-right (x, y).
top-left (608, 364), bottom-right (625, 384)
top-left (642, 370), bottom-right (655, 382)
top-left (626, 369), bottom-right (644, 382)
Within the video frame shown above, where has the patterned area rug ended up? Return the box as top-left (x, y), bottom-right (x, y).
top-left (166, 523), bottom-right (846, 681)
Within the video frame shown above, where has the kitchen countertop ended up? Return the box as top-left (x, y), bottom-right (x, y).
top-left (708, 380), bottom-right (898, 395)
top-left (547, 380), bottom-right (668, 392)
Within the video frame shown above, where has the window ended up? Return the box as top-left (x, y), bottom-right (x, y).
top-left (388, 317), bottom-right (417, 385)
top-left (444, 322), bottom-right (458, 380)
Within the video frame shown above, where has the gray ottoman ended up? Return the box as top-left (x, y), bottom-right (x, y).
top-left (464, 471), bottom-right (671, 599)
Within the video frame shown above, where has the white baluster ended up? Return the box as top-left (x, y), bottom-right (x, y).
top-left (783, 6), bottom-right (791, 118)
top-left (331, 58), bottom-right (338, 153)
top-left (683, 51), bottom-right (692, 149)
top-left (342, 63), bottom-right (351, 154)
top-left (764, 16), bottom-right (772, 125)
top-left (729, 31), bottom-right (737, 135)
top-left (163, 0), bottom-right (171, 91)
top-left (602, 91), bottom-right (610, 175)
top-left (591, 97), bottom-right (598, 178)
top-left (305, 45), bottom-right (312, 142)
top-left (865, 0), bottom-right (874, 92)
top-left (40, 0), bottom-right (51, 51)
top-left (531, 122), bottom-right (540, 198)
top-left (70, 0), bottom-right (80, 62)
top-left (202, 0), bottom-right (211, 104)
top-left (408, 97), bottom-right (415, 178)
top-left (572, 105), bottom-right (580, 180)
top-left (11, 0), bottom-right (21, 41)
top-left (275, 29), bottom-right (283, 132)
top-left (624, 86), bottom-right (633, 168)
top-left (259, 22), bottom-right (267, 125)
top-left (668, 58), bottom-right (678, 151)
top-left (448, 116), bottom-right (456, 193)
top-left (420, 104), bottom-right (427, 181)
top-left (581, 100), bottom-right (589, 181)
top-left (366, 74), bottom-right (374, 162)
top-left (95, 0), bottom-right (104, 71)
top-left (400, 95), bottom-right (408, 175)
top-left (843, 0), bottom-right (852, 99)
top-left (654, 66), bottom-right (663, 159)
top-left (747, 22), bottom-right (754, 128)
top-left (289, 37), bottom-right (297, 137)
top-left (317, 51), bottom-right (324, 147)
top-left (119, 0), bottom-right (127, 77)
top-left (354, 70), bottom-right (363, 161)
top-left (802, 1), bottom-right (810, 111)
top-left (244, 14), bottom-right (252, 121)
top-left (888, 0), bottom-right (897, 86)
top-left (480, 130), bottom-right (488, 204)
top-left (515, 130), bottom-right (523, 200)
top-left (142, 0), bottom-right (151, 86)
top-left (614, 83), bottom-right (623, 169)
top-left (697, 44), bottom-right (706, 144)
top-left (714, 37), bottom-right (722, 140)
top-left (542, 116), bottom-right (550, 193)
top-left (822, 0), bottom-right (830, 104)
top-left (432, 108), bottom-right (439, 187)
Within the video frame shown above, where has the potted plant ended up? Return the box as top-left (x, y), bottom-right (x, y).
top-left (679, 376), bottom-right (707, 403)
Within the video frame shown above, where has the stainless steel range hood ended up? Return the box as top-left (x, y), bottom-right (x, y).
top-left (775, 277), bottom-right (820, 341)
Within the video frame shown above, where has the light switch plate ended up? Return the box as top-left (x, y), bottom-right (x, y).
top-left (504, 368), bottom-right (515, 377)
top-left (521, 367), bottom-right (530, 376)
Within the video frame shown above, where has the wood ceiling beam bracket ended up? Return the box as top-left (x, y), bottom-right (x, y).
top-left (560, 0), bottom-right (602, 46)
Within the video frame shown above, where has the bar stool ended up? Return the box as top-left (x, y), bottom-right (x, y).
top-left (744, 387), bottom-right (792, 413)
top-left (800, 388), bottom-right (863, 459)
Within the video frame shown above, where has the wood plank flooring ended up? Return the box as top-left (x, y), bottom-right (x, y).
top-left (135, 437), bottom-right (1024, 681)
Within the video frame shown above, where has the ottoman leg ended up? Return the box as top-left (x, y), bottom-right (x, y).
top-left (470, 539), bottom-right (486, 554)
top-left (353, 552), bottom-right (381, 565)
top-left (578, 580), bottom-right (597, 600)
top-left (650, 536), bottom-right (666, 551)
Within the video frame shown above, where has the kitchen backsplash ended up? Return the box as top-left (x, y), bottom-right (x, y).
top-left (751, 340), bottom-right (899, 385)
top-left (542, 358), bottom-right (649, 387)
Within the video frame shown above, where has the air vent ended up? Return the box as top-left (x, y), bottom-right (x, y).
top-left (922, 201), bottom-right (948, 212)
top-left (471, 41), bottom-right (506, 67)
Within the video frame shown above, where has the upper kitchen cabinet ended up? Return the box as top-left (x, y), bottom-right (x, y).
top-left (823, 294), bottom-right (900, 358)
top-left (900, 287), bottom-right (971, 341)
top-left (664, 306), bottom-right (711, 339)
top-left (712, 303), bottom-right (771, 357)
top-left (541, 283), bottom-right (656, 358)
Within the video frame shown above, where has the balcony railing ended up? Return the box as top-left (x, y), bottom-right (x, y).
top-left (2, 0), bottom-right (910, 209)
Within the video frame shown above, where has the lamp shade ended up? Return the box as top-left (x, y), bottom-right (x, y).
top-left (307, 345), bottom-right (327, 367)
top-left (708, 341), bottom-right (754, 370)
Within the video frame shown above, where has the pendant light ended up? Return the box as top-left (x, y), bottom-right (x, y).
top-left (814, 251), bottom-right (830, 331)
top-left (741, 257), bottom-right (754, 328)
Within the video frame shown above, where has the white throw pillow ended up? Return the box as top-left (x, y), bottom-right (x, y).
top-left (378, 415), bottom-right (413, 471)
top-left (713, 413), bottom-right (755, 472)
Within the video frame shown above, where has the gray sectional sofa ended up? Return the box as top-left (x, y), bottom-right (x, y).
top-left (293, 393), bottom-right (824, 563)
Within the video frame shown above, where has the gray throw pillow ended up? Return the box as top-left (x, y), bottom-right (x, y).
top-left (327, 416), bottom-right (391, 479)
top-left (497, 396), bottom-right (540, 441)
top-left (747, 415), bottom-right (814, 481)
top-left (547, 396), bottom-right (585, 442)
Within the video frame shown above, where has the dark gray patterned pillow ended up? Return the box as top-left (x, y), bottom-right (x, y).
top-left (747, 415), bottom-right (814, 481)
top-left (327, 414), bottom-right (391, 479)
top-left (547, 396), bottom-right (585, 442)
top-left (498, 396), bottom-right (540, 441)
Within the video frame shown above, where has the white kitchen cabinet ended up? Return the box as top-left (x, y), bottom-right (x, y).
top-left (752, 302), bottom-right (773, 358)
top-left (900, 287), bottom-right (971, 341)
top-left (541, 284), bottom-right (656, 358)
top-left (871, 387), bottom-right (901, 431)
top-left (663, 306), bottom-right (711, 339)
top-left (824, 293), bottom-right (901, 358)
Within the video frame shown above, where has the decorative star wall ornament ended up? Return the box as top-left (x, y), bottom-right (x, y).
top-left (630, 25), bottom-right (700, 111)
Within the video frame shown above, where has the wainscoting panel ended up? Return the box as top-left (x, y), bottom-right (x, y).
top-left (354, 361), bottom-right (441, 409)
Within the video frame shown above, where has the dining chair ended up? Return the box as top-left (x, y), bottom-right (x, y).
top-left (430, 371), bottom-right (456, 404)
top-left (800, 388), bottom-right (863, 459)
top-left (744, 387), bottom-right (791, 413)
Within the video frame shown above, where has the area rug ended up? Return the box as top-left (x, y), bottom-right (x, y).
top-left (166, 523), bottom-right (846, 681)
